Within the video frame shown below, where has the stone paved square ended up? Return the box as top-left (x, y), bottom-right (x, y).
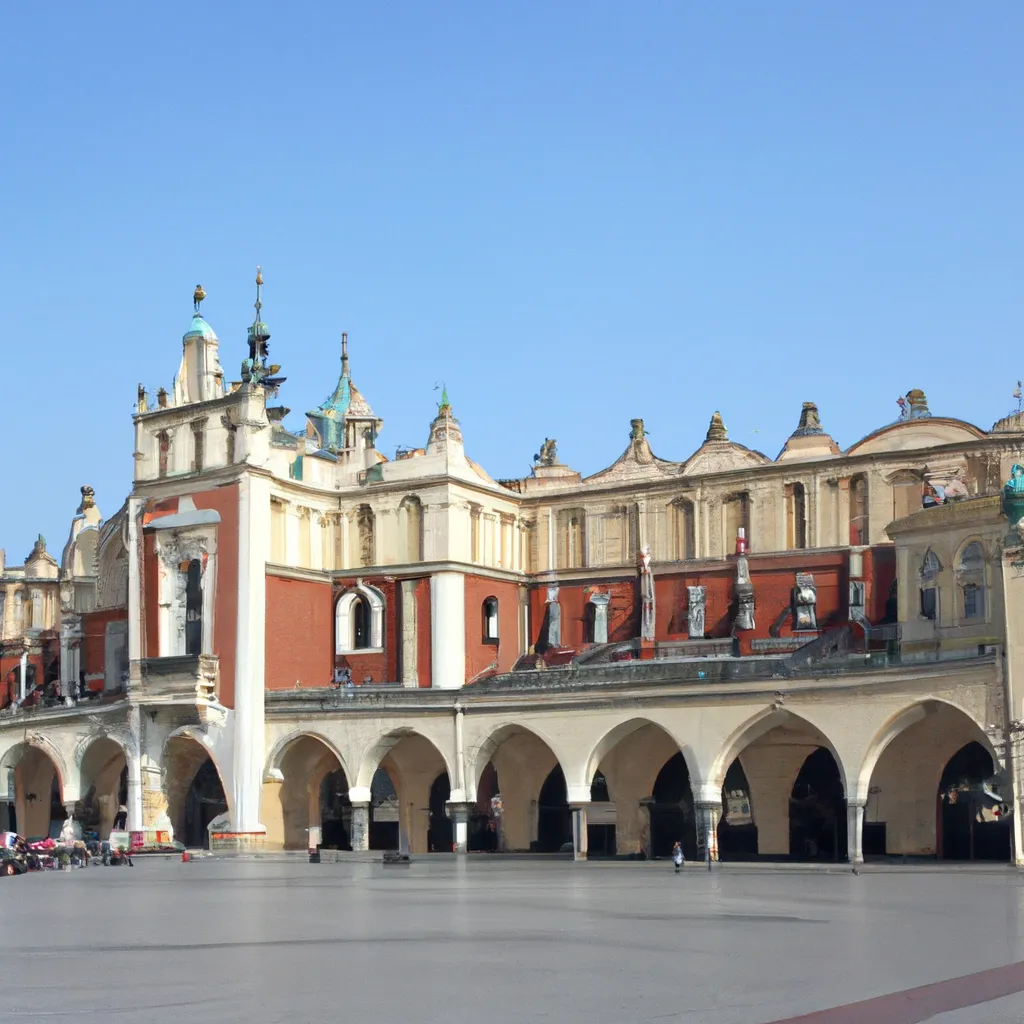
top-left (3, 859), bottom-right (1024, 1024)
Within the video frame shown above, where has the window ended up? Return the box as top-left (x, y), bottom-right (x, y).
top-left (482, 597), bottom-right (499, 643)
top-left (669, 499), bottom-right (695, 560)
top-left (920, 548), bottom-right (941, 621)
top-left (963, 584), bottom-right (983, 620)
top-left (850, 474), bottom-right (869, 545)
top-left (185, 559), bottom-right (203, 656)
top-left (336, 586), bottom-right (385, 652)
top-left (192, 422), bottom-right (205, 473)
top-left (958, 542), bottom-right (986, 621)
top-left (724, 493), bottom-right (751, 554)
top-left (556, 508), bottom-right (586, 569)
top-left (786, 483), bottom-right (807, 550)
top-left (157, 431), bottom-right (170, 478)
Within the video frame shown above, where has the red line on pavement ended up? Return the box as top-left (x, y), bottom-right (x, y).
top-left (765, 959), bottom-right (1024, 1024)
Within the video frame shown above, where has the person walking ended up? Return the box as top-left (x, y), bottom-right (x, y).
top-left (112, 803), bottom-right (128, 831)
top-left (672, 841), bottom-right (684, 874)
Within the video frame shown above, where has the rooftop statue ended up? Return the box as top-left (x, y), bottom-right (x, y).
top-left (534, 438), bottom-right (558, 467)
top-left (1004, 464), bottom-right (1024, 527)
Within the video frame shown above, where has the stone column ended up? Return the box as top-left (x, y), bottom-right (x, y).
top-left (695, 802), bottom-right (722, 862)
top-left (398, 579), bottom-right (418, 687)
top-left (837, 477), bottom-right (851, 549)
top-left (571, 805), bottom-right (589, 861)
top-left (430, 572), bottom-right (466, 689)
top-left (141, 764), bottom-right (171, 836)
top-left (847, 800), bottom-right (866, 865)
top-left (350, 803), bottom-right (370, 852)
top-left (447, 801), bottom-right (471, 853)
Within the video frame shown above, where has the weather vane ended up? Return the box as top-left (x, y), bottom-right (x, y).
top-left (1015, 381), bottom-right (1022, 414)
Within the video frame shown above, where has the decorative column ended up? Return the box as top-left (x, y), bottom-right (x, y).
top-left (837, 477), bottom-right (852, 548)
top-left (695, 802), bottom-right (722, 862)
top-left (349, 786), bottom-right (371, 851)
top-left (447, 802), bottom-right (471, 853)
top-left (571, 805), bottom-right (589, 861)
top-left (846, 799), bottom-right (866, 865)
top-left (126, 707), bottom-right (143, 833)
top-left (232, 471), bottom-right (269, 835)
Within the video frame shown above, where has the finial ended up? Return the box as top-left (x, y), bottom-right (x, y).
top-left (435, 381), bottom-right (450, 411)
top-left (341, 332), bottom-right (349, 378)
top-left (193, 284), bottom-right (206, 313)
top-left (254, 266), bottom-right (263, 317)
top-left (1014, 381), bottom-right (1021, 414)
top-left (706, 411), bottom-right (728, 442)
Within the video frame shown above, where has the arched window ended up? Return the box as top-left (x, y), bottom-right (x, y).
top-left (669, 498), bottom-right (695, 560)
top-left (398, 496), bottom-right (423, 563)
top-left (724, 492), bottom-right (751, 555)
top-left (157, 431), bottom-right (170, 479)
top-left (482, 597), bottom-right (499, 643)
top-left (785, 483), bottom-right (807, 550)
top-left (850, 474), bottom-right (869, 545)
top-left (336, 586), bottom-right (385, 652)
top-left (957, 541), bottom-right (986, 621)
top-left (920, 548), bottom-right (941, 621)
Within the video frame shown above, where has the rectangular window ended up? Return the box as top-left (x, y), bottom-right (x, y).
top-left (964, 585), bottom-right (983, 620)
top-left (921, 587), bottom-right (937, 620)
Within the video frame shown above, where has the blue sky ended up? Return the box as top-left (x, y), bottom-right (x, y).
top-left (2, 3), bottom-right (1022, 562)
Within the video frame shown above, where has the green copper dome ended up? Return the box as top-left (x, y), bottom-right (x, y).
top-left (183, 314), bottom-right (217, 342)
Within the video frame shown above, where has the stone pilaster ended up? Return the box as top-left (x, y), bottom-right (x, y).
top-left (350, 803), bottom-right (370, 851)
top-left (695, 802), bottom-right (722, 862)
top-left (847, 800), bottom-right (866, 865)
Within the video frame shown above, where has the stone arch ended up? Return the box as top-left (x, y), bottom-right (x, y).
top-left (76, 734), bottom-right (130, 839)
top-left (855, 698), bottom-right (995, 803)
top-left (266, 729), bottom-right (349, 782)
top-left (582, 717), bottom-right (702, 796)
top-left (468, 721), bottom-right (574, 853)
top-left (355, 727), bottom-right (455, 792)
top-left (709, 706), bottom-right (850, 795)
top-left (163, 729), bottom-right (229, 849)
top-left (0, 733), bottom-right (70, 795)
top-left (266, 732), bottom-right (350, 851)
top-left (335, 584), bottom-right (385, 653)
top-left (469, 721), bottom-right (575, 797)
top-left (855, 698), bottom-right (1002, 859)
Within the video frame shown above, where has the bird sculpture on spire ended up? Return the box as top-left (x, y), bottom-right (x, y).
top-left (193, 284), bottom-right (206, 313)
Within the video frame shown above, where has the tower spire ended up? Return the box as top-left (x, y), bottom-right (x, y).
top-left (341, 331), bottom-right (349, 378)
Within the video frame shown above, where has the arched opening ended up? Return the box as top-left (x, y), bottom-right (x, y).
top-left (482, 596), bottom-right (499, 643)
top-left (274, 735), bottom-right (350, 851)
top-left (336, 586), bottom-right (385, 653)
top-left (428, 773), bottom-right (453, 852)
top-left (370, 768), bottom-right (399, 850)
top-left (649, 753), bottom-right (697, 860)
top-left (713, 711), bottom-right (846, 862)
top-left (468, 762), bottom-right (500, 852)
top-left (537, 765), bottom-right (571, 852)
top-left (938, 742), bottom-right (1009, 861)
top-left (77, 737), bottom-right (129, 840)
top-left (164, 736), bottom-right (228, 849)
top-left (861, 702), bottom-right (1007, 861)
top-left (669, 499), bottom-right (695, 561)
top-left (353, 596), bottom-right (370, 649)
top-left (588, 771), bottom-right (616, 857)
top-left (786, 482), bottom-right (807, 550)
top-left (717, 759), bottom-right (758, 861)
top-left (1, 744), bottom-right (64, 840)
top-left (185, 559), bottom-right (203, 656)
top-left (362, 731), bottom-right (451, 854)
top-left (471, 725), bottom-right (568, 853)
top-left (789, 748), bottom-right (846, 861)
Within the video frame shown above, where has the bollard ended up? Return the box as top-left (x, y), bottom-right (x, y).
top-left (181, 851), bottom-right (190, 863)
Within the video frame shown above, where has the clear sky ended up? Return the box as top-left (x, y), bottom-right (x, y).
top-left (2, 3), bottom-right (1022, 563)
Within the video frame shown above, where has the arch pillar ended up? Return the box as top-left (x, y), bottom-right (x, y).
top-left (847, 799), bottom-right (866, 864)
top-left (261, 774), bottom-right (285, 849)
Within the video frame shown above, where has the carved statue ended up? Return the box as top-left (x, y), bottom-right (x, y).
top-left (79, 485), bottom-right (95, 511)
top-left (630, 419), bottom-right (648, 442)
top-left (734, 553), bottom-right (755, 630)
top-left (793, 573), bottom-right (818, 631)
top-left (546, 587), bottom-right (561, 648)
top-left (137, 385), bottom-right (148, 413)
top-left (687, 586), bottom-right (706, 640)
top-left (535, 438), bottom-right (558, 467)
top-left (639, 547), bottom-right (655, 641)
top-left (1003, 464), bottom-right (1024, 526)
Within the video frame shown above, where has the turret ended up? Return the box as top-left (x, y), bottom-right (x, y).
top-left (172, 285), bottom-right (226, 405)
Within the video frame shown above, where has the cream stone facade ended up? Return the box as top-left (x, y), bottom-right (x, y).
top-left (1, 279), bottom-right (1023, 867)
